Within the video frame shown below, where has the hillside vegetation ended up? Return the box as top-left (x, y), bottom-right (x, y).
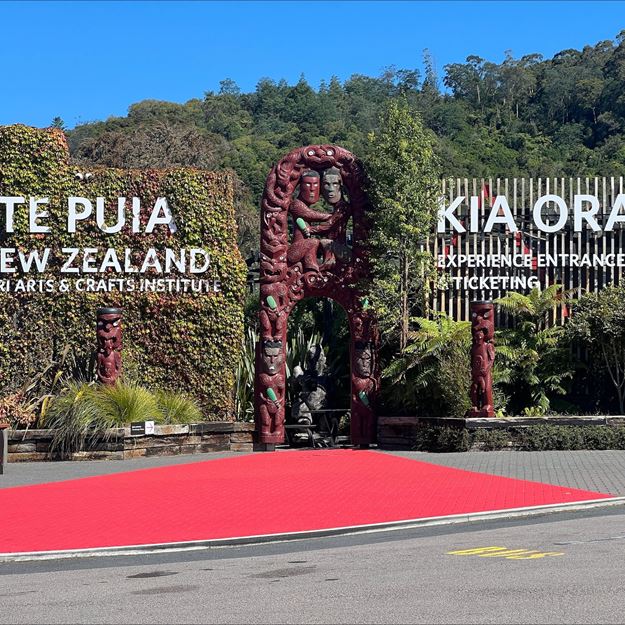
top-left (66, 32), bottom-right (625, 252)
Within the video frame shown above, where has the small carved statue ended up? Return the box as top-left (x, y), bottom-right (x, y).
top-left (468, 301), bottom-right (495, 418)
top-left (260, 339), bottom-right (284, 376)
top-left (96, 307), bottom-right (122, 385)
top-left (299, 170), bottom-right (321, 205)
top-left (291, 344), bottom-right (330, 427)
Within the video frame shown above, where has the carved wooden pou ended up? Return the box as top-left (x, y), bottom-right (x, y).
top-left (96, 307), bottom-right (122, 385)
top-left (255, 145), bottom-right (380, 447)
top-left (468, 301), bottom-right (495, 418)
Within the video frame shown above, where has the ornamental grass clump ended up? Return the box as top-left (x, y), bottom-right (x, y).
top-left (44, 382), bottom-right (112, 458)
top-left (44, 382), bottom-right (203, 458)
top-left (155, 390), bottom-right (202, 424)
top-left (89, 383), bottom-right (162, 425)
top-left (234, 327), bottom-right (257, 422)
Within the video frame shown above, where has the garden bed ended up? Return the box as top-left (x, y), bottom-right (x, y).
top-left (378, 415), bottom-right (625, 452)
top-left (6, 422), bottom-right (255, 462)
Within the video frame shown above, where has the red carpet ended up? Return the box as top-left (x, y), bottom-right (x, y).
top-left (0, 450), bottom-right (613, 554)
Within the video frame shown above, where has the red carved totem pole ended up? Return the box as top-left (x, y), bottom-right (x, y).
top-left (468, 301), bottom-right (495, 418)
top-left (96, 307), bottom-right (122, 385)
top-left (255, 145), bottom-right (380, 448)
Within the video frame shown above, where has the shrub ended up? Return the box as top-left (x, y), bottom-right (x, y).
top-left (567, 284), bottom-right (625, 413)
top-left (234, 327), bottom-right (257, 422)
top-left (411, 424), bottom-right (625, 452)
top-left (496, 286), bottom-right (574, 414)
top-left (0, 393), bottom-right (37, 429)
top-left (383, 314), bottom-right (471, 417)
top-left (473, 428), bottom-right (511, 450)
top-left (413, 426), bottom-right (471, 452)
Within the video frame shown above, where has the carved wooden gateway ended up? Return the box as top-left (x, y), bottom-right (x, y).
top-left (255, 145), bottom-right (380, 447)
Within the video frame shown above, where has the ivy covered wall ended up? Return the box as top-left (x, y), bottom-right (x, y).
top-left (0, 125), bottom-right (246, 419)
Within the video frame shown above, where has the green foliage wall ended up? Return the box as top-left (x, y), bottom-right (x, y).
top-left (0, 125), bottom-right (246, 419)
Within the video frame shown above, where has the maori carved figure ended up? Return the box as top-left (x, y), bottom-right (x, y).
top-left (255, 145), bottom-right (380, 447)
top-left (96, 307), bottom-right (122, 385)
top-left (286, 170), bottom-right (331, 272)
top-left (256, 339), bottom-right (286, 441)
top-left (468, 301), bottom-right (495, 418)
top-left (349, 309), bottom-right (379, 444)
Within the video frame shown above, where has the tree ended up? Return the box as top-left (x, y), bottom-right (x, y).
top-left (73, 121), bottom-right (225, 169)
top-left (51, 116), bottom-right (65, 130)
top-left (421, 49), bottom-right (439, 98)
top-left (567, 284), bottom-right (625, 413)
top-left (66, 28), bottom-right (625, 251)
top-left (366, 99), bottom-right (441, 350)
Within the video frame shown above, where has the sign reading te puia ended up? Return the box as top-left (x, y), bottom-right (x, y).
top-left (0, 196), bottom-right (221, 294)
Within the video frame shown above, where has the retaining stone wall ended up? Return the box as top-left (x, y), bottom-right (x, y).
top-left (7, 422), bottom-right (255, 462)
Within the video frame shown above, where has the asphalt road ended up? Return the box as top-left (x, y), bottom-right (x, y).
top-left (1, 507), bottom-right (624, 624)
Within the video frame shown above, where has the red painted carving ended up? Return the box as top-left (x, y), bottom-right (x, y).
top-left (96, 307), bottom-right (122, 385)
top-left (255, 145), bottom-right (380, 446)
top-left (468, 301), bottom-right (495, 418)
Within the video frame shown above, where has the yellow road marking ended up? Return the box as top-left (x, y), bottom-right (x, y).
top-left (506, 552), bottom-right (564, 559)
top-left (447, 546), bottom-right (564, 560)
top-left (447, 546), bottom-right (508, 555)
top-left (479, 549), bottom-right (540, 558)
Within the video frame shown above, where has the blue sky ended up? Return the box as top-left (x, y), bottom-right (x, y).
top-left (1, 1), bottom-right (624, 129)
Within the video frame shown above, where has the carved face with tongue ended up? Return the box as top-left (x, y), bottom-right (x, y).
top-left (261, 340), bottom-right (284, 375)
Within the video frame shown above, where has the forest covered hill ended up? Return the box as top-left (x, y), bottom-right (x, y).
top-left (65, 31), bottom-right (625, 251)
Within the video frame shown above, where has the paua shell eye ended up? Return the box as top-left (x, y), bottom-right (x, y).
top-left (307, 149), bottom-right (315, 156)
top-left (326, 149), bottom-right (334, 156)
top-left (483, 311), bottom-right (490, 318)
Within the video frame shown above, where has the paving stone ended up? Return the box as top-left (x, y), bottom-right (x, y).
top-left (383, 449), bottom-right (625, 495)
